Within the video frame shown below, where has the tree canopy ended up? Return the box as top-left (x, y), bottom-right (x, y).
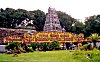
top-left (84, 15), bottom-right (100, 37)
top-left (57, 11), bottom-right (76, 32)
top-left (0, 8), bottom-right (100, 37)
top-left (0, 8), bottom-right (46, 31)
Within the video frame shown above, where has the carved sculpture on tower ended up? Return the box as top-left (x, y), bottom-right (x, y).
top-left (44, 7), bottom-right (65, 32)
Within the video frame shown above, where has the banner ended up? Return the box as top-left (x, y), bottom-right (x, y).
top-left (3, 32), bottom-right (85, 42)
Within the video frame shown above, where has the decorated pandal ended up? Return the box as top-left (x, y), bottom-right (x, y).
top-left (3, 32), bottom-right (89, 43)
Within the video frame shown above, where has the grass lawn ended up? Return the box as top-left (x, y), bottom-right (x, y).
top-left (0, 50), bottom-right (100, 62)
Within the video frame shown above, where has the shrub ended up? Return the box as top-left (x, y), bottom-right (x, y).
top-left (5, 42), bottom-right (21, 50)
top-left (27, 44), bottom-right (31, 47)
top-left (15, 50), bottom-right (21, 54)
top-left (31, 42), bottom-right (38, 51)
top-left (24, 44), bottom-right (33, 52)
top-left (26, 48), bottom-right (33, 52)
top-left (17, 47), bottom-right (26, 53)
top-left (49, 41), bottom-right (60, 50)
top-left (40, 43), bottom-right (49, 51)
top-left (80, 44), bottom-right (89, 50)
top-left (89, 33), bottom-right (100, 48)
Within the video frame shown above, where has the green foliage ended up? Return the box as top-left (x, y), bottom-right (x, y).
top-left (33, 10), bottom-right (46, 31)
top-left (1, 8), bottom-right (100, 34)
top-left (0, 8), bottom-right (34, 28)
top-left (50, 41), bottom-right (60, 50)
top-left (27, 44), bottom-right (31, 47)
top-left (89, 33), bottom-right (100, 48)
top-left (5, 42), bottom-right (21, 50)
top-left (24, 44), bottom-right (33, 52)
top-left (40, 43), bottom-right (49, 51)
top-left (18, 47), bottom-right (26, 53)
top-left (0, 8), bottom-right (45, 31)
top-left (1, 50), bottom-right (100, 62)
top-left (57, 11), bottom-right (76, 32)
top-left (72, 50), bottom-right (100, 62)
top-left (26, 47), bottom-right (33, 52)
top-left (72, 21), bottom-right (85, 34)
top-left (84, 15), bottom-right (100, 37)
top-left (31, 42), bottom-right (38, 51)
top-left (80, 44), bottom-right (90, 50)
top-left (89, 33), bottom-right (100, 42)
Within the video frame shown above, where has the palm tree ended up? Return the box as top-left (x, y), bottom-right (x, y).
top-left (89, 33), bottom-right (100, 48)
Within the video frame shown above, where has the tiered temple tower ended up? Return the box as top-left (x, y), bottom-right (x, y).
top-left (44, 7), bottom-right (65, 32)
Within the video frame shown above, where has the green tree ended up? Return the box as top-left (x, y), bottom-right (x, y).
top-left (72, 21), bottom-right (85, 34)
top-left (57, 11), bottom-right (76, 32)
top-left (0, 8), bottom-right (35, 28)
top-left (84, 15), bottom-right (100, 37)
top-left (32, 10), bottom-right (46, 31)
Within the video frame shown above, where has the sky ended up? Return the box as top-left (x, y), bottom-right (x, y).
top-left (0, 0), bottom-right (100, 22)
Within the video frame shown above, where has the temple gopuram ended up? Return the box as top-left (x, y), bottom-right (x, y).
top-left (0, 7), bottom-right (89, 44)
top-left (44, 7), bottom-right (64, 32)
